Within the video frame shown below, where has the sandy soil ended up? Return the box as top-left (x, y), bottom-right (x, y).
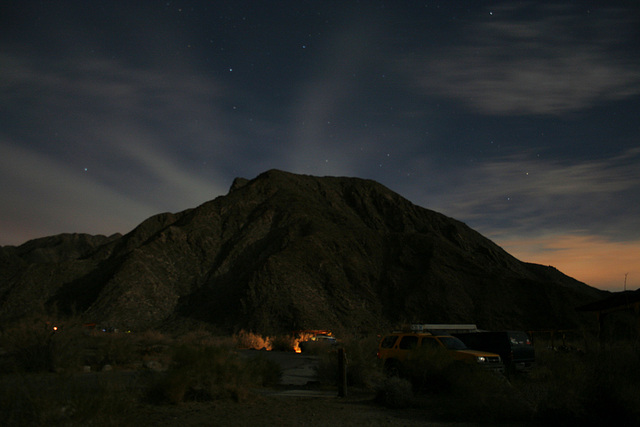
top-left (129, 389), bottom-right (475, 427)
top-left (1, 351), bottom-right (489, 426)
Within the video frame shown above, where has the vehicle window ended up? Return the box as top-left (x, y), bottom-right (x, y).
top-left (480, 333), bottom-right (504, 347)
top-left (380, 335), bottom-right (398, 348)
top-left (399, 336), bottom-right (419, 350)
top-left (420, 337), bottom-right (440, 349)
top-left (439, 336), bottom-right (467, 350)
top-left (508, 332), bottom-right (532, 346)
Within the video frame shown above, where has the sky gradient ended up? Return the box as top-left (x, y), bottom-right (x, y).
top-left (2, 1), bottom-right (639, 291)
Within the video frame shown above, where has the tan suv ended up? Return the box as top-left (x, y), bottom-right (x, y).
top-left (377, 332), bottom-right (504, 374)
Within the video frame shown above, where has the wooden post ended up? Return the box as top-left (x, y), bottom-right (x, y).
top-left (337, 348), bottom-right (347, 397)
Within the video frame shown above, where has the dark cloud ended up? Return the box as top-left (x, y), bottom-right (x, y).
top-left (431, 148), bottom-right (640, 239)
top-left (407, 2), bottom-right (640, 115)
top-left (1, 1), bottom-right (639, 290)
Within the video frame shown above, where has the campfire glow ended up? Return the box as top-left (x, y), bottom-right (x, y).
top-left (292, 330), bottom-right (334, 353)
top-left (293, 332), bottom-right (315, 353)
top-left (235, 329), bottom-right (333, 353)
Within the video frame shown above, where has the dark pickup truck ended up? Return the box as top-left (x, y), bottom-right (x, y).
top-left (453, 331), bottom-right (535, 374)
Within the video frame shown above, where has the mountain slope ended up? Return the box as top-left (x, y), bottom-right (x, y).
top-left (0, 170), bottom-right (605, 333)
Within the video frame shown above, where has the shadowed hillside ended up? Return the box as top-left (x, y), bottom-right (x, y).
top-left (0, 170), bottom-right (605, 333)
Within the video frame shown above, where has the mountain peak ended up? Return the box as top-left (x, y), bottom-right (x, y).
top-left (0, 170), bottom-right (605, 333)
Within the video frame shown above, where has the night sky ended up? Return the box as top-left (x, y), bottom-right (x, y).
top-left (2, 1), bottom-right (639, 291)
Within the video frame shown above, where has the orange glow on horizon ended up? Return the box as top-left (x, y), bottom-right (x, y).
top-left (499, 234), bottom-right (640, 292)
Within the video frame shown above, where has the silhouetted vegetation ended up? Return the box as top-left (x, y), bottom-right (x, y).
top-left (1, 319), bottom-right (638, 425)
top-left (315, 334), bottom-right (384, 388)
top-left (147, 343), bottom-right (279, 404)
top-left (373, 338), bottom-right (640, 424)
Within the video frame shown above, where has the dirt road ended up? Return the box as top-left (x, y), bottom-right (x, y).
top-left (240, 349), bottom-right (320, 386)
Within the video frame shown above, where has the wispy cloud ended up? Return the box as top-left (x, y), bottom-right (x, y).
top-left (389, 145), bottom-right (639, 290)
top-left (0, 53), bottom-right (237, 244)
top-left (0, 138), bottom-right (155, 243)
top-left (286, 17), bottom-right (383, 176)
top-left (425, 148), bottom-right (640, 241)
top-left (405, 2), bottom-right (640, 115)
top-left (403, 148), bottom-right (640, 290)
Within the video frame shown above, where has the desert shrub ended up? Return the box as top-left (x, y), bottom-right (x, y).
top-left (402, 345), bottom-right (457, 394)
top-left (523, 348), bottom-right (588, 422)
top-left (315, 348), bottom-right (338, 385)
top-left (176, 329), bottom-right (234, 348)
top-left (149, 343), bottom-right (276, 404)
top-left (91, 333), bottom-right (138, 368)
top-left (446, 363), bottom-right (532, 422)
top-left (47, 326), bottom-right (87, 372)
top-left (342, 335), bottom-right (385, 388)
top-left (528, 344), bottom-right (640, 425)
top-left (375, 376), bottom-right (414, 409)
top-left (153, 345), bottom-right (247, 403)
top-left (128, 330), bottom-right (172, 370)
top-left (580, 344), bottom-right (640, 424)
top-left (0, 318), bottom-right (86, 373)
top-left (270, 334), bottom-right (296, 352)
top-left (0, 372), bottom-right (139, 426)
top-left (315, 335), bottom-right (384, 388)
top-left (244, 352), bottom-right (282, 386)
top-left (134, 329), bottom-right (170, 348)
top-left (381, 346), bottom-right (532, 422)
top-left (234, 330), bottom-right (270, 350)
top-left (233, 331), bottom-right (299, 352)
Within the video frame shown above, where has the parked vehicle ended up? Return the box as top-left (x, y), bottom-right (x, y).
top-left (297, 331), bottom-right (337, 352)
top-left (377, 331), bottom-right (504, 375)
top-left (453, 331), bottom-right (535, 374)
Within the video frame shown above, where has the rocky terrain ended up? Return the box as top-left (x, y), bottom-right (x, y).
top-left (0, 169), bottom-right (606, 333)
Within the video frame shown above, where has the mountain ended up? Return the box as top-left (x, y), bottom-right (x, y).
top-left (0, 169), bottom-right (606, 333)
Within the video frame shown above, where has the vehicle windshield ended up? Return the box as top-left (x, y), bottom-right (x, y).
top-left (439, 336), bottom-right (467, 350)
top-left (508, 332), bottom-right (532, 346)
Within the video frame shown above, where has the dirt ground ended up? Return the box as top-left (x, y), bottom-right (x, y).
top-left (129, 388), bottom-right (476, 427)
top-left (1, 364), bottom-right (482, 426)
top-left (3, 371), bottom-right (482, 426)
top-left (1, 351), bottom-right (512, 426)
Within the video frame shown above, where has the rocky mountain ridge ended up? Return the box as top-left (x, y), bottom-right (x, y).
top-left (0, 170), bottom-right (605, 333)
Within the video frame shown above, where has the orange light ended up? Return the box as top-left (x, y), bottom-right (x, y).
top-left (291, 331), bottom-right (332, 353)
